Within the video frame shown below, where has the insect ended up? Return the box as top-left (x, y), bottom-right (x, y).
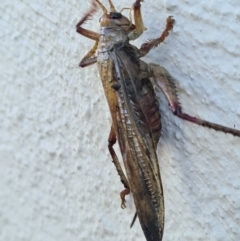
top-left (76, 0), bottom-right (240, 240)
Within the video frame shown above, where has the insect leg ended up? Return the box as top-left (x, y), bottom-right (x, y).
top-left (79, 41), bottom-right (98, 67)
top-left (139, 16), bottom-right (175, 56)
top-left (76, 0), bottom-right (100, 41)
top-left (149, 63), bottom-right (240, 137)
top-left (133, 0), bottom-right (145, 36)
top-left (128, 0), bottom-right (146, 40)
top-left (108, 126), bottom-right (130, 208)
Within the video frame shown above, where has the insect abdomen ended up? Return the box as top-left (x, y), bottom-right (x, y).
top-left (139, 78), bottom-right (162, 147)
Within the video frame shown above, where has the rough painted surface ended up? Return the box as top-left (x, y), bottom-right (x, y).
top-left (1, 0), bottom-right (240, 241)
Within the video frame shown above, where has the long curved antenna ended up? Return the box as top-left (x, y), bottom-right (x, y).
top-left (120, 7), bottom-right (132, 23)
top-left (108, 0), bottom-right (117, 12)
top-left (95, 0), bottom-right (107, 13)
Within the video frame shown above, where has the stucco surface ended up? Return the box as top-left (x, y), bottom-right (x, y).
top-left (1, 0), bottom-right (240, 241)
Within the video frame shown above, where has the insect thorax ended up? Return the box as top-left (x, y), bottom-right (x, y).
top-left (97, 26), bottom-right (128, 54)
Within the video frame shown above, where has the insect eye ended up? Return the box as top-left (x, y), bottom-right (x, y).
top-left (110, 12), bottom-right (122, 19)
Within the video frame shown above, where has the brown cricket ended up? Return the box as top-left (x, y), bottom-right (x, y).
top-left (76, 1), bottom-right (240, 240)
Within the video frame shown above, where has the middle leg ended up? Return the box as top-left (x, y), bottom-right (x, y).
top-left (108, 126), bottom-right (130, 208)
top-left (139, 16), bottom-right (175, 56)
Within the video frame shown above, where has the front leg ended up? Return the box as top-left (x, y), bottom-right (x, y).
top-left (128, 0), bottom-right (146, 40)
top-left (76, 0), bottom-right (100, 41)
top-left (133, 0), bottom-right (145, 36)
top-left (149, 63), bottom-right (240, 137)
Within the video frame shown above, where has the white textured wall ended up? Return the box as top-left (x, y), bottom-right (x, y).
top-left (1, 0), bottom-right (240, 240)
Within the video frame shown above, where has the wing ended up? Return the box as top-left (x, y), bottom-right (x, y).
top-left (109, 43), bottom-right (164, 241)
